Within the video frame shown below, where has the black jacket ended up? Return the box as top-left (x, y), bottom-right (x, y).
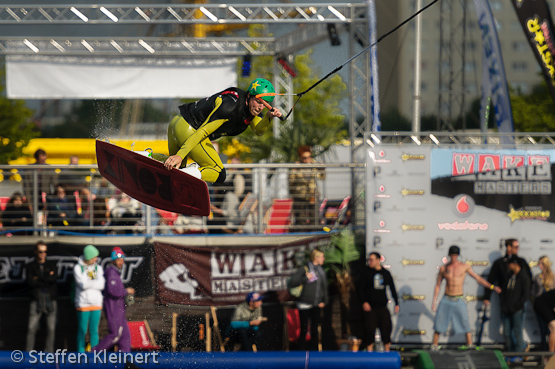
top-left (485, 254), bottom-right (531, 300)
top-left (26, 259), bottom-right (58, 301)
top-left (358, 266), bottom-right (399, 309)
top-left (501, 270), bottom-right (531, 315)
top-left (288, 262), bottom-right (328, 306)
top-left (179, 88), bottom-right (262, 141)
top-left (2, 204), bottom-right (32, 228)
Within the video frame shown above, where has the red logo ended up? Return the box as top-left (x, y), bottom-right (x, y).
top-left (453, 194), bottom-right (474, 217)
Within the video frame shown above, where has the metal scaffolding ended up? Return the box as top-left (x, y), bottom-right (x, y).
top-left (437, 0), bottom-right (468, 131)
top-left (0, 37), bottom-right (276, 56)
top-left (0, 2), bottom-right (371, 227)
top-left (0, 4), bottom-right (362, 24)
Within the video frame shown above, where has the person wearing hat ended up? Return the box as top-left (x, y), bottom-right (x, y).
top-left (73, 245), bottom-right (104, 352)
top-left (499, 255), bottom-right (531, 354)
top-left (93, 247), bottom-right (135, 352)
top-left (431, 245), bottom-right (501, 350)
top-left (229, 292), bottom-right (266, 351)
top-left (159, 78), bottom-right (282, 183)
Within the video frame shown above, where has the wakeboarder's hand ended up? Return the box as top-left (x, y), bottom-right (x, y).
top-left (266, 108), bottom-right (282, 119)
top-left (164, 155), bottom-right (183, 170)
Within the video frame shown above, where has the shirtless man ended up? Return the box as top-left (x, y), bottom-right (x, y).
top-left (431, 245), bottom-right (501, 350)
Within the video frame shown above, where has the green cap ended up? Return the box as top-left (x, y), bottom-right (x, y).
top-left (83, 245), bottom-right (99, 261)
top-left (248, 78), bottom-right (275, 102)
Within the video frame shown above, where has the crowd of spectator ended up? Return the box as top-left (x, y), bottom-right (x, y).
top-left (26, 242), bottom-right (135, 353)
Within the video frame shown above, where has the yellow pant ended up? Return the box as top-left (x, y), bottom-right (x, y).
top-left (167, 116), bottom-right (225, 183)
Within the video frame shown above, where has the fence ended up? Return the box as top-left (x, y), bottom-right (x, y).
top-left (0, 163), bottom-right (363, 236)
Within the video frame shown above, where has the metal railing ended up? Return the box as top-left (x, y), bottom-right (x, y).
top-left (0, 163), bottom-right (363, 236)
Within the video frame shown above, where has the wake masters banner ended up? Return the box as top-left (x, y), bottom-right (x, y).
top-left (154, 234), bottom-right (331, 306)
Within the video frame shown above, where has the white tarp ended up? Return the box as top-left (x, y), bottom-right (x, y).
top-left (6, 55), bottom-right (237, 99)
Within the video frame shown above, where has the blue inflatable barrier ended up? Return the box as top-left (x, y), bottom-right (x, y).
top-left (0, 350), bottom-right (401, 369)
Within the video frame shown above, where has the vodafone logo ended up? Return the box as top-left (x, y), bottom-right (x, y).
top-left (453, 194), bottom-right (474, 217)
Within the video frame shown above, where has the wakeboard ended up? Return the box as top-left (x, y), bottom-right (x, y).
top-left (96, 140), bottom-right (210, 216)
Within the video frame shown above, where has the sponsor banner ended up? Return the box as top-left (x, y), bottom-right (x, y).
top-left (431, 148), bottom-right (555, 223)
top-left (0, 242), bottom-right (152, 298)
top-left (474, 0), bottom-right (514, 137)
top-left (430, 148), bottom-right (555, 179)
top-left (367, 145), bottom-right (555, 344)
top-left (511, 0), bottom-right (555, 104)
top-left (154, 235), bottom-right (331, 306)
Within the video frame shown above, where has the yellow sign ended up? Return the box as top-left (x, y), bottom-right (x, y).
top-left (401, 189), bottom-right (425, 196)
top-left (401, 154), bottom-right (425, 161)
top-left (465, 260), bottom-right (489, 266)
top-left (401, 224), bottom-right (425, 231)
top-left (402, 259), bottom-right (425, 266)
top-left (402, 294), bottom-right (425, 301)
top-left (507, 207), bottom-right (550, 222)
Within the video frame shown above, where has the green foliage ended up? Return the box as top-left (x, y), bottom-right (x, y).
top-left (323, 229), bottom-right (360, 277)
top-left (222, 25), bottom-right (347, 162)
top-left (0, 70), bottom-right (37, 163)
top-left (511, 82), bottom-right (555, 132)
top-left (379, 103), bottom-right (482, 132)
top-left (272, 53), bottom-right (347, 162)
top-left (43, 100), bottom-right (124, 138)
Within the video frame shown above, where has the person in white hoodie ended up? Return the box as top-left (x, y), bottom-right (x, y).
top-left (74, 245), bottom-right (105, 352)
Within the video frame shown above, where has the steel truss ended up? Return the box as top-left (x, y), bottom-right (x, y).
top-left (437, 0), bottom-right (467, 131)
top-left (0, 4), bottom-right (363, 24)
top-left (0, 37), bottom-right (276, 57)
top-left (365, 132), bottom-right (555, 147)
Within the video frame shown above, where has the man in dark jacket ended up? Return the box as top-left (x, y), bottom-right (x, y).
top-left (93, 247), bottom-right (135, 352)
top-left (484, 238), bottom-right (531, 306)
top-left (26, 241), bottom-right (58, 352)
top-left (501, 255), bottom-right (531, 352)
top-left (358, 252), bottom-right (399, 352)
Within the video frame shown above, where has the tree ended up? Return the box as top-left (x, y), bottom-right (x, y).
top-left (322, 229), bottom-right (361, 338)
top-left (380, 107), bottom-right (411, 131)
top-left (221, 25), bottom-right (348, 163)
top-left (0, 69), bottom-right (37, 163)
top-left (511, 82), bottom-right (555, 132)
top-left (43, 99), bottom-right (171, 138)
top-left (40, 100), bottom-right (124, 138)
